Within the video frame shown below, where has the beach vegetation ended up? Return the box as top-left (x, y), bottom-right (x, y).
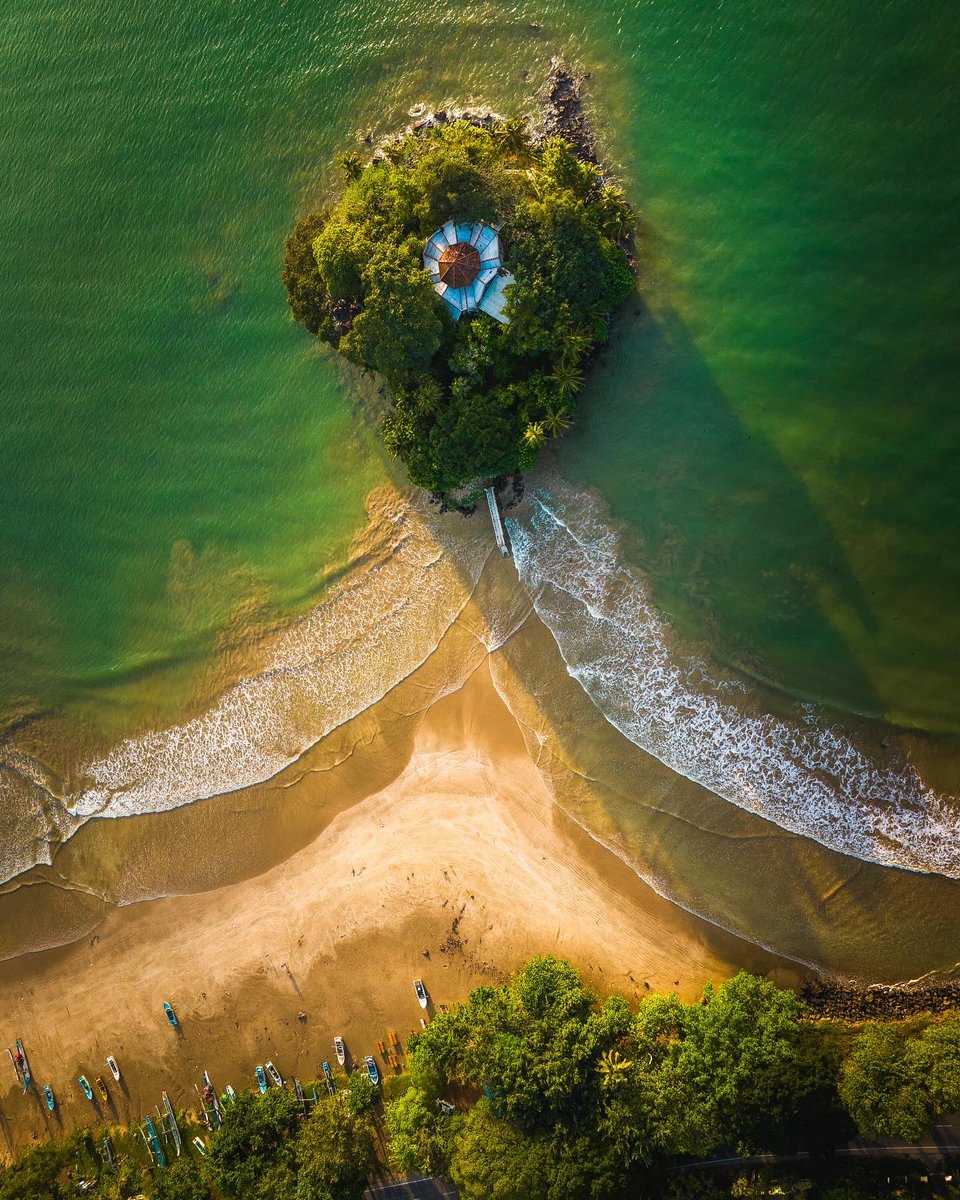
top-left (208, 1089), bottom-right (300, 1197)
top-left (0, 1136), bottom-right (78, 1200)
top-left (151, 1157), bottom-right (211, 1200)
top-left (282, 120), bottom-right (635, 496)
top-left (6, 961), bottom-right (960, 1200)
top-left (295, 1094), bottom-right (376, 1200)
top-left (384, 1085), bottom-right (451, 1175)
top-left (346, 1068), bottom-right (378, 1115)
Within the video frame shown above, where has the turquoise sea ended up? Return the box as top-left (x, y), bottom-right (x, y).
top-left (1, 0), bottom-right (958, 973)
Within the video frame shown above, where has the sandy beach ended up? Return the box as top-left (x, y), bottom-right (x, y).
top-left (0, 657), bottom-right (790, 1157)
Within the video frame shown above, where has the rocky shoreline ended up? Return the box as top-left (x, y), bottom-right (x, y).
top-left (801, 978), bottom-right (960, 1023)
top-left (541, 57), bottom-right (598, 163)
top-left (391, 57), bottom-right (597, 162)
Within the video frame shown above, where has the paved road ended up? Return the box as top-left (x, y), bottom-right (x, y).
top-left (672, 1119), bottom-right (960, 1173)
top-left (364, 1176), bottom-right (459, 1200)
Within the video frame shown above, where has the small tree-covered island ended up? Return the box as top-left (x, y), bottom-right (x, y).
top-left (282, 101), bottom-right (635, 497)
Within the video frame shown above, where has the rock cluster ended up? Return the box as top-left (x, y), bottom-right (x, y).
top-left (801, 978), bottom-right (960, 1022)
top-left (542, 57), bottom-right (598, 163)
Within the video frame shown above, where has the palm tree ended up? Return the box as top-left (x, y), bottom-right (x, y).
top-left (336, 150), bottom-right (364, 181)
top-left (493, 117), bottom-right (532, 162)
top-left (561, 329), bottom-right (592, 363)
top-left (598, 1048), bottom-right (634, 1089)
top-left (550, 361), bottom-right (584, 400)
top-left (543, 407), bottom-right (573, 437)
top-left (522, 421), bottom-right (547, 449)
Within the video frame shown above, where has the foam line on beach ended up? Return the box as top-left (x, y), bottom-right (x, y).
top-left (506, 484), bottom-right (960, 879)
top-left (0, 496), bottom-right (493, 887)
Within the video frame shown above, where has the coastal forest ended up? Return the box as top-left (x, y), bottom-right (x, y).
top-left (4, 958), bottom-right (960, 1200)
top-left (282, 118), bottom-right (634, 495)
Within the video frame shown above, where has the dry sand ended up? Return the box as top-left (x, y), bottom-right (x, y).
top-left (0, 659), bottom-right (791, 1156)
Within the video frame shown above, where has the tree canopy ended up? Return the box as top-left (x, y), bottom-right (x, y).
top-left (283, 119), bottom-right (635, 495)
top-left (4, 961), bottom-right (960, 1200)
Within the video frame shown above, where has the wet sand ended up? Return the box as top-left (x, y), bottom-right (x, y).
top-left (0, 660), bottom-right (790, 1157)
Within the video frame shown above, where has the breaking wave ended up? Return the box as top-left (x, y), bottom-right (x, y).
top-left (507, 485), bottom-right (960, 878)
top-left (0, 492), bottom-right (492, 883)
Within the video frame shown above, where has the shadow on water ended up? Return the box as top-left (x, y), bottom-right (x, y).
top-left (559, 303), bottom-right (885, 719)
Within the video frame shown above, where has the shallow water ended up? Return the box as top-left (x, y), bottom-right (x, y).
top-left (0, 0), bottom-right (957, 975)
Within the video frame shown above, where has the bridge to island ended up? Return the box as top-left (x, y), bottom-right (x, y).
top-left (484, 487), bottom-right (511, 558)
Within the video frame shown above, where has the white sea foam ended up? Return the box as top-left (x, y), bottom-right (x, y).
top-left (0, 495), bottom-right (491, 890)
top-left (65, 501), bottom-right (491, 824)
top-left (507, 485), bottom-right (960, 878)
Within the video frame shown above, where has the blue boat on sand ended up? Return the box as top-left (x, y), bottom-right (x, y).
top-left (364, 1055), bottom-right (380, 1086)
top-left (255, 1065), bottom-right (267, 1094)
top-left (79, 1075), bottom-right (94, 1101)
top-left (163, 1001), bottom-right (178, 1028)
top-left (43, 1085), bottom-right (55, 1110)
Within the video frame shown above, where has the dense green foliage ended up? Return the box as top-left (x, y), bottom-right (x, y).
top-left (282, 119), bottom-right (635, 493)
top-left (209, 1089), bottom-right (300, 1197)
top-left (3, 963), bottom-right (960, 1200)
top-left (839, 1015), bottom-right (960, 1141)
top-left (295, 1094), bottom-right (376, 1200)
top-left (0, 1138), bottom-right (76, 1200)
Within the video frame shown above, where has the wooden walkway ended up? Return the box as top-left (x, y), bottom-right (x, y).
top-left (484, 487), bottom-right (510, 558)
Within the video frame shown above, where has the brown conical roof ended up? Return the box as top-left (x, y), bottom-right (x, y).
top-left (438, 241), bottom-right (481, 289)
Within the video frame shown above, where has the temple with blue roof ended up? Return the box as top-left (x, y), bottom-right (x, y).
top-left (422, 221), bottom-right (515, 323)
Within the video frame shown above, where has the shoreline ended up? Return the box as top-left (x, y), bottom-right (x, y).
top-left (0, 658), bottom-right (791, 1159)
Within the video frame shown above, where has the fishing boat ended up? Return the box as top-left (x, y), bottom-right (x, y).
top-left (43, 1085), bottom-right (55, 1111)
top-left (163, 1001), bottom-right (178, 1028)
top-left (413, 978), bottom-right (428, 1008)
top-left (145, 1114), bottom-right (167, 1169)
top-left (101, 1135), bottom-right (114, 1167)
top-left (223, 1084), bottom-right (236, 1105)
top-left (16, 1039), bottom-right (31, 1092)
top-left (321, 1061), bottom-right (333, 1083)
top-left (199, 1075), bottom-right (222, 1129)
top-left (95, 1076), bottom-right (108, 1104)
top-left (106, 1055), bottom-right (120, 1082)
top-left (364, 1055), bottom-right (380, 1086)
top-left (265, 1060), bottom-right (283, 1088)
top-left (294, 1078), bottom-right (305, 1104)
top-left (79, 1075), bottom-right (94, 1102)
top-left (162, 1091), bottom-right (182, 1157)
top-left (192, 1136), bottom-right (208, 1156)
top-left (333, 1036), bottom-right (345, 1066)
top-left (255, 1065), bottom-right (267, 1094)
top-left (7, 1048), bottom-right (21, 1088)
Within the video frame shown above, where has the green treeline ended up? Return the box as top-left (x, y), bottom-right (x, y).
top-left (282, 119), bottom-right (635, 494)
top-left (4, 958), bottom-right (960, 1200)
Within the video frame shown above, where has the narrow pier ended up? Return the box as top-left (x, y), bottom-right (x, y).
top-left (484, 486), bottom-right (511, 558)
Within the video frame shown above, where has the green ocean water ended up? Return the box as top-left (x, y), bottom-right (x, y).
top-left (0, 0), bottom-right (957, 761)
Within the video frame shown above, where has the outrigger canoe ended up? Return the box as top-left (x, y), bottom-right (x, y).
top-left (16, 1040), bottom-right (31, 1092)
top-left (413, 978), bottom-right (428, 1008)
top-left (255, 1065), bottom-right (268, 1094)
top-left (43, 1085), bottom-right (55, 1111)
top-left (265, 1060), bottom-right (283, 1088)
top-left (79, 1075), bottom-right (94, 1101)
top-left (333, 1036), bottom-right (345, 1066)
top-left (163, 1001), bottom-right (178, 1028)
top-left (364, 1055), bottom-right (380, 1086)
top-left (106, 1055), bottom-right (120, 1082)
